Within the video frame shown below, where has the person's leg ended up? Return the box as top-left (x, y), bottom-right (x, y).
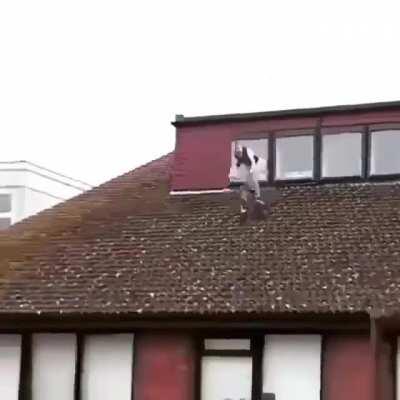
top-left (239, 184), bottom-right (249, 213)
top-left (247, 171), bottom-right (261, 199)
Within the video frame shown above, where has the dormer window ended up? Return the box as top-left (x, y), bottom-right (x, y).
top-left (275, 135), bottom-right (313, 180)
top-left (322, 131), bottom-right (362, 178)
top-left (229, 139), bottom-right (268, 182)
top-left (223, 123), bottom-right (400, 192)
top-left (370, 129), bottom-right (400, 175)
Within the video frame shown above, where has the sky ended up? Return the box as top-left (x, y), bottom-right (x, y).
top-left (1, 0), bottom-right (400, 186)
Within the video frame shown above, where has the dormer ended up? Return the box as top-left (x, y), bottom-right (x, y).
top-left (171, 101), bottom-right (400, 192)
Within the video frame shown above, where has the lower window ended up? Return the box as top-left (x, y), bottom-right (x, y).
top-left (0, 333), bottom-right (135, 400)
top-left (82, 334), bottom-right (134, 400)
top-left (201, 338), bottom-right (252, 400)
top-left (32, 334), bottom-right (77, 400)
top-left (263, 335), bottom-right (322, 400)
top-left (201, 356), bottom-right (252, 400)
top-left (0, 335), bottom-right (21, 400)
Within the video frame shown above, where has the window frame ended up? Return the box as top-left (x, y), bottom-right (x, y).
top-left (320, 126), bottom-right (366, 181)
top-left (0, 331), bottom-right (135, 400)
top-left (229, 136), bottom-right (270, 184)
top-left (274, 131), bottom-right (316, 183)
top-left (199, 336), bottom-right (264, 400)
top-left (229, 123), bottom-right (400, 187)
top-left (368, 124), bottom-right (400, 179)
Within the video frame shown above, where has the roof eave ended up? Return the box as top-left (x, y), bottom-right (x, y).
top-left (171, 99), bottom-right (400, 127)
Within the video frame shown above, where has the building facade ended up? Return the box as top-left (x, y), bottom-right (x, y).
top-left (0, 161), bottom-right (91, 229)
top-left (1, 101), bottom-right (400, 400)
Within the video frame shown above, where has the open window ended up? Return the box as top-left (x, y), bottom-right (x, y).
top-left (322, 132), bottom-right (362, 178)
top-left (229, 139), bottom-right (268, 183)
top-left (201, 338), bottom-right (253, 400)
top-left (370, 130), bottom-right (400, 175)
top-left (275, 135), bottom-right (314, 180)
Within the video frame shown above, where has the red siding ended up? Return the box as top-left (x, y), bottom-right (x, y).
top-left (133, 334), bottom-right (196, 400)
top-left (172, 117), bottom-right (318, 191)
top-left (321, 109), bottom-right (400, 127)
top-left (323, 336), bottom-right (374, 400)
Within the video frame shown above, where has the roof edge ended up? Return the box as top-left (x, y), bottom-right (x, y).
top-left (172, 99), bottom-right (400, 127)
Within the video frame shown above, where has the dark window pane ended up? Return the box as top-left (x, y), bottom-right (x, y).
top-left (371, 131), bottom-right (400, 175)
top-left (204, 339), bottom-right (251, 351)
top-left (0, 194), bottom-right (11, 213)
top-left (322, 133), bottom-right (362, 177)
top-left (275, 136), bottom-right (313, 179)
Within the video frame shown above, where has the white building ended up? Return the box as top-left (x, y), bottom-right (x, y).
top-left (0, 161), bottom-right (92, 229)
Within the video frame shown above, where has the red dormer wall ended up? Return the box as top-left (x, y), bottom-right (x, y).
top-left (172, 117), bottom-right (318, 191)
top-left (171, 108), bottom-right (400, 191)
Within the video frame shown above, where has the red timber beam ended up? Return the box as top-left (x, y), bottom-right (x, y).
top-left (370, 316), bottom-right (395, 400)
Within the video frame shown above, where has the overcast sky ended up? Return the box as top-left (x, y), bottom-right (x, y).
top-left (1, 1), bottom-right (400, 186)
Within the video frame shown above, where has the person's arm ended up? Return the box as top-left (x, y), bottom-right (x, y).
top-left (247, 148), bottom-right (256, 173)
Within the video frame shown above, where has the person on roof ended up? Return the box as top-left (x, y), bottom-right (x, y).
top-left (234, 144), bottom-right (265, 214)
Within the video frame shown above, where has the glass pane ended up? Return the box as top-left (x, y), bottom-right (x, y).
top-left (263, 335), bottom-right (321, 400)
top-left (0, 194), bottom-right (11, 213)
top-left (201, 356), bottom-right (252, 400)
top-left (0, 335), bottom-right (21, 400)
top-left (229, 139), bottom-right (268, 182)
top-left (82, 334), bottom-right (134, 400)
top-left (371, 130), bottom-right (400, 175)
top-left (276, 136), bottom-right (313, 179)
top-left (32, 334), bottom-right (77, 400)
top-left (322, 133), bottom-right (362, 177)
top-left (204, 339), bottom-right (250, 351)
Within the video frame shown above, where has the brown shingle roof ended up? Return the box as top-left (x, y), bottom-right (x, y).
top-left (1, 153), bottom-right (400, 318)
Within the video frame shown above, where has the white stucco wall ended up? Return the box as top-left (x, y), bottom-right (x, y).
top-left (0, 161), bottom-right (91, 225)
top-left (22, 187), bottom-right (61, 219)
